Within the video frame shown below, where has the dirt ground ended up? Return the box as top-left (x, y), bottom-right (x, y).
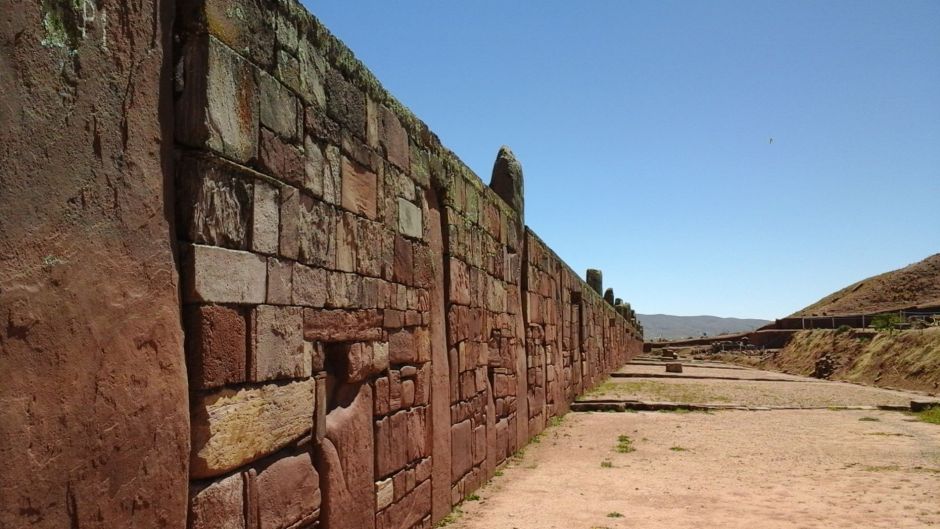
top-left (446, 363), bottom-right (940, 529)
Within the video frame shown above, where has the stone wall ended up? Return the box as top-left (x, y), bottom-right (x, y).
top-left (0, 0), bottom-right (641, 527)
top-left (174, 1), bottom-right (642, 528)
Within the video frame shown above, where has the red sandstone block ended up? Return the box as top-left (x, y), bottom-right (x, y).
top-left (451, 420), bottom-right (473, 481)
top-left (256, 452), bottom-right (321, 529)
top-left (278, 185), bottom-right (300, 260)
top-left (298, 194), bottom-right (336, 269)
top-left (391, 467), bottom-right (413, 501)
top-left (250, 305), bottom-right (306, 382)
top-left (377, 104), bottom-right (410, 170)
top-left (384, 308), bottom-right (404, 329)
top-left (448, 258), bottom-right (471, 306)
top-left (460, 371), bottom-right (476, 400)
top-left (188, 473), bottom-right (246, 529)
top-left (376, 479), bottom-right (430, 529)
top-left (341, 156), bottom-right (377, 219)
top-left (472, 424), bottom-right (486, 466)
top-left (414, 364), bottom-right (430, 406)
top-left (393, 235), bottom-right (414, 285)
top-left (259, 128), bottom-right (304, 187)
top-left (303, 309), bottom-right (383, 342)
top-left (335, 211), bottom-right (358, 273)
top-left (291, 262), bottom-right (327, 308)
top-left (357, 218), bottom-right (384, 277)
top-left (375, 408), bottom-right (426, 478)
top-left (401, 379), bottom-right (415, 409)
top-left (266, 257), bottom-right (292, 305)
top-left (184, 304), bottom-right (247, 389)
top-left (415, 457), bottom-right (432, 483)
top-left (330, 341), bottom-right (388, 383)
top-left (374, 376), bottom-right (391, 416)
top-left (412, 243), bottom-right (433, 288)
top-left (176, 154), bottom-right (252, 250)
top-left (389, 369), bottom-right (402, 412)
top-left (182, 244), bottom-right (267, 304)
top-left (388, 329), bottom-right (415, 364)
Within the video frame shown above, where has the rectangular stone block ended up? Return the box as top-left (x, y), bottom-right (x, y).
top-left (328, 341), bottom-right (388, 383)
top-left (376, 478), bottom-right (394, 511)
top-left (292, 262), bottom-right (327, 308)
top-left (182, 243), bottom-right (267, 304)
top-left (303, 308), bottom-right (383, 342)
top-left (256, 452), bottom-right (321, 529)
top-left (397, 198), bottom-right (422, 239)
top-left (184, 304), bottom-right (247, 389)
top-left (335, 211), bottom-right (358, 273)
top-left (176, 35), bottom-right (259, 164)
top-left (341, 157), bottom-right (377, 219)
top-left (393, 235), bottom-right (414, 285)
top-left (190, 379), bottom-right (315, 479)
top-left (376, 479), bottom-right (430, 529)
top-left (377, 104), bottom-right (410, 171)
top-left (279, 185), bottom-right (300, 259)
top-left (250, 305), bottom-right (306, 382)
top-left (388, 329), bottom-right (415, 364)
top-left (375, 408), bottom-right (426, 478)
top-left (252, 179), bottom-right (280, 254)
top-left (257, 69), bottom-right (298, 141)
top-left (177, 154), bottom-right (252, 249)
top-left (266, 257), bottom-right (292, 305)
top-left (195, 0), bottom-right (276, 68)
top-left (448, 258), bottom-right (471, 306)
top-left (451, 420), bottom-right (473, 481)
top-left (259, 128), bottom-right (305, 187)
top-left (188, 473), bottom-right (245, 529)
top-left (298, 195), bottom-right (336, 268)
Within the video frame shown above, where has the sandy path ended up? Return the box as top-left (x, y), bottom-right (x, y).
top-left (446, 364), bottom-right (940, 529)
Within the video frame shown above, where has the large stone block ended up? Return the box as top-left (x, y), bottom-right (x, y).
top-left (188, 473), bottom-right (246, 529)
top-left (375, 407), bottom-right (427, 478)
top-left (252, 179), bottom-right (280, 255)
top-left (393, 235), bottom-right (414, 285)
top-left (397, 198), bottom-right (423, 239)
top-left (194, 0), bottom-right (276, 68)
top-left (177, 154), bottom-right (253, 249)
top-left (448, 258), bottom-right (471, 306)
top-left (177, 35), bottom-right (259, 164)
top-left (388, 328), bottom-right (416, 364)
top-left (266, 257), bottom-right (292, 305)
top-left (250, 305), bottom-right (306, 382)
top-left (184, 304), bottom-right (248, 389)
top-left (335, 211), bottom-right (358, 273)
top-left (190, 379), bottom-right (316, 479)
top-left (303, 308), bottom-right (383, 342)
top-left (298, 195), bottom-right (336, 268)
top-left (377, 105), bottom-right (410, 171)
top-left (376, 479), bottom-right (431, 529)
top-left (341, 157), bottom-right (378, 219)
top-left (325, 68), bottom-right (367, 140)
top-left (256, 452), bottom-right (321, 529)
top-left (256, 69), bottom-right (298, 141)
top-left (450, 420), bottom-right (473, 481)
top-left (259, 128), bottom-right (305, 187)
top-left (292, 263), bottom-right (327, 307)
top-left (182, 243), bottom-right (267, 304)
top-left (278, 185), bottom-right (300, 260)
top-left (316, 383), bottom-right (375, 529)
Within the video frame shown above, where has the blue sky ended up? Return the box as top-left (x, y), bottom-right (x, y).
top-left (303, 0), bottom-right (940, 320)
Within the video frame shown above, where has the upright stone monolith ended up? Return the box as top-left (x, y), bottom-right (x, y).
top-left (586, 269), bottom-right (603, 295)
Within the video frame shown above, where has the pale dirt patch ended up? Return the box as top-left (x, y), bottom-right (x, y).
top-left (448, 410), bottom-right (940, 529)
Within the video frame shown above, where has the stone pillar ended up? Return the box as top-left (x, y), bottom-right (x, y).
top-left (0, 1), bottom-right (189, 527)
top-left (586, 269), bottom-right (603, 295)
top-left (604, 288), bottom-right (615, 305)
top-left (489, 146), bottom-right (524, 216)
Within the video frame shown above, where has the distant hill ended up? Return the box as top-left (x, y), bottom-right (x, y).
top-left (791, 253), bottom-right (940, 317)
top-left (638, 314), bottom-right (771, 341)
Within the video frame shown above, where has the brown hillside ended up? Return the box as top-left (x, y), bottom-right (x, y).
top-left (791, 253), bottom-right (940, 317)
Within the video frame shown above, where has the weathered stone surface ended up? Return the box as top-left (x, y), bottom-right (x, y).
top-left (178, 154), bottom-right (253, 249)
top-left (299, 195), bottom-right (336, 268)
top-left (182, 243), bottom-right (268, 304)
top-left (586, 268), bottom-right (603, 295)
top-left (325, 68), bottom-right (367, 140)
top-left (253, 180), bottom-right (280, 254)
top-left (329, 341), bottom-right (389, 383)
top-left (449, 258), bottom-right (471, 306)
top-left (604, 287), bottom-right (615, 305)
top-left (197, 0), bottom-right (276, 68)
top-left (376, 479), bottom-right (431, 529)
top-left (177, 35), bottom-right (259, 163)
top-left (250, 305), bottom-right (306, 382)
top-left (185, 304), bottom-right (248, 389)
top-left (316, 383), bottom-right (375, 529)
top-left (376, 478), bottom-right (394, 511)
top-left (377, 105), bottom-right (410, 170)
top-left (292, 263), bottom-right (328, 307)
top-left (342, 157), bottom-right (378, 219)
top-left (189, 473), bottom-right (246, 529)
top-left (259, 128), bottom-right (305, 187)
top-left (266, 257), bottom-right (293, 305)
top-left (336, 211), bottom-right (358, 272)
top-left (398, 198), bottom-right (423, 239)
top-left (376, 407), bottom-right (427, 478)
top-left (190, 379), bottom-right (315, 478)
top-left (256, 452), bottom-right (321, 529)
top-left (279, 185), bottom-right (301, 259)
top-left (257, 69), bottom-right (298, 140)
top-left (489, 146), bottom-right (524, 216)
top-left (451, 420), bottom-right (473, 481)
top-left (303, 309), bottom-right (383, 342)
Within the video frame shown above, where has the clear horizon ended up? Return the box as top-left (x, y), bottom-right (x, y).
top-left (304, 0), bottom-right (940, 320)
